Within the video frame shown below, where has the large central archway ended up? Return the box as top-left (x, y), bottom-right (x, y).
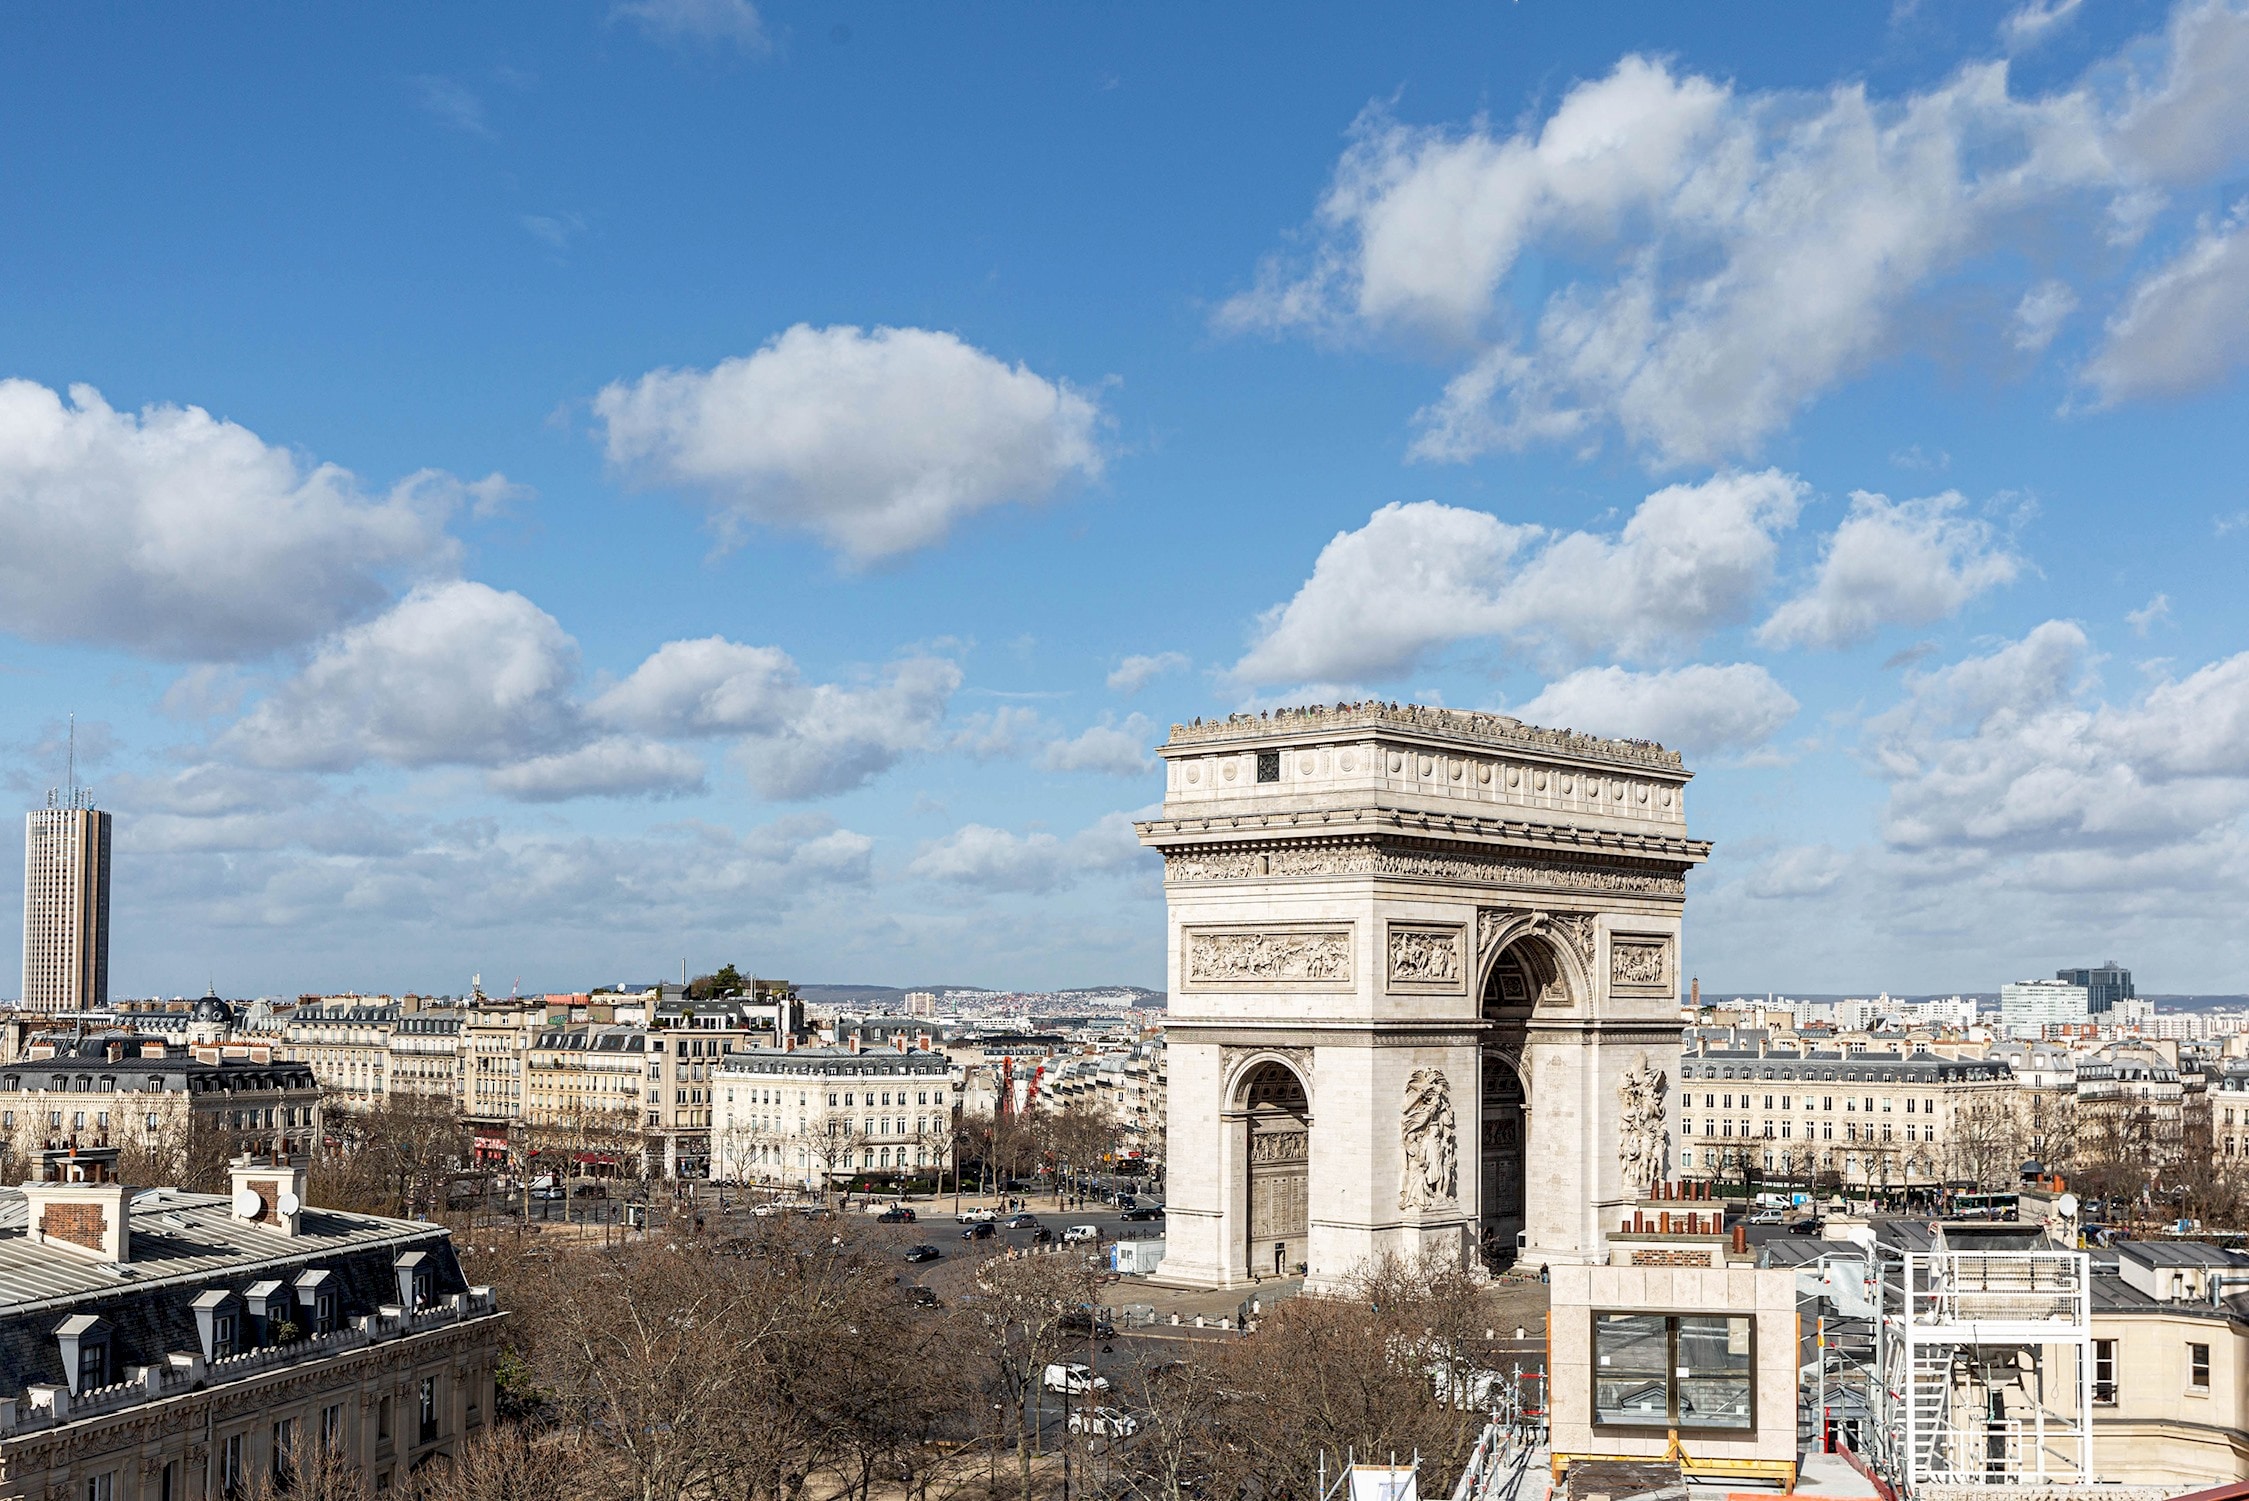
top-left (1480, 944), bottom-right (1533, 1264)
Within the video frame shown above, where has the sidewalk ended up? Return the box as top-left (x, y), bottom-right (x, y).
top-left (1107, 1268), bottom-right (1552, 1340)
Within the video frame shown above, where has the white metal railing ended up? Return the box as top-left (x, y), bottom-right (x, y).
top-left (1447, 1369), bottom-right (1545, 1501)
top-left (1902, 1251), bottom-right (2089, 1328)
top-left (1875, 1247), bottom-right (2095, 1495)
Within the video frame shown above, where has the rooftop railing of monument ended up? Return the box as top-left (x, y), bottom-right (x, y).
top-left (1164, 702), bottom-right (1683, 770)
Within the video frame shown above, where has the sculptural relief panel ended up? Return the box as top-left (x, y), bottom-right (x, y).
top-left (1610, 936), bottom-right (1671, 991)
top-left (1399, 1068), bottom-right (1459, 1210)
top-left (1184, 925), bottom-right (1354, 990)
top-left (1617, 1059), bottom-right (1669, 1194)
top-left (1385, 923), bottom-right (1466, 992)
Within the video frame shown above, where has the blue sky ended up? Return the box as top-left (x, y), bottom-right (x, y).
top-left (4, 0), bottom-right (2249, 998)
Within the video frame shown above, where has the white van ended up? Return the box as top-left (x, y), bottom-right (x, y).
top-left (1062, 1224), bottom-right (1099, 1244)
top-left (1042, 1363), bottom-right (1109, 1394)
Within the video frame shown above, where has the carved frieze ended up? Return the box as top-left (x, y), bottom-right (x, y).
top-left (1185, 926), bottom-right (1352, 988)
top-left (1249, 1129), bottom-right (1309, 1165)
top-left (1162, 840), bottom-right (1685, 896)
top-left (1610, 937), bottom-right (1671, 990)
top-left (1386, 924), bottom-right (1465, 990)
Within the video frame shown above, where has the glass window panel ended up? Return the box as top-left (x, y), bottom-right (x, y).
top-left (1593, 1313), bottom-right (1670, 1425)
top-left (1675, 1316), bottom-right (1754, 1430)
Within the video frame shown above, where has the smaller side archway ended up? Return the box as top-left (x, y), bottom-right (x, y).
top-left (1476, 932), bottom-right (1573, 1269)
top-left (1231, 1058), bottom-right (1310, 1280)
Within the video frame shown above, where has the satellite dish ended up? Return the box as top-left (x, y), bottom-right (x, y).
top-left (233, 1187), bottom-right (263, 1218)
top-left (2056, 1193), bottom-right (2080, 1219)
top-left (277, 1190), bottom-right (302, 1217)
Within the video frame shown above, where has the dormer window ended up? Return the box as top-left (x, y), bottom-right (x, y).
top-left (78, 1337), bottom-right (106, 1390)
top-left (193, 1288), bottom-right (241, 1360)
top-left (297, 1269), bottom-right (339, 1335)
top-left (245, 1279), bottom-right (286, 1343)
top-left (54, 1312), bottom-right (108, 1394)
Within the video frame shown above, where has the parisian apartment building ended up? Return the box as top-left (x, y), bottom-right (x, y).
top-left (0, 1146), bottom-right (499, 1501)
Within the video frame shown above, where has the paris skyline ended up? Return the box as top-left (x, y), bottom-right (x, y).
top-left (3, 1), bottom-right (2247, 997)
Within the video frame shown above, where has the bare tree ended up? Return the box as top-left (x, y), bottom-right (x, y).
top-left (1196, 1252), bottom-right (1492, 1498)
top-left (1944, 1095), bottom-right (2024, 1192)
top-left (968, 1249), bottom-right (1101, 1501)
top-left (408, 1425), bottom-right (594, 1501)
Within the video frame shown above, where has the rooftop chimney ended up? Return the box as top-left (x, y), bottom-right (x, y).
top-left (21, 1145), bottom-right (130, 1263)
top-left (227, 1155), bottom-right (307, 1236)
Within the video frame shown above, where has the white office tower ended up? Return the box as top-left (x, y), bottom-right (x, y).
top-left (22, 797), bottom-right (112, 1012)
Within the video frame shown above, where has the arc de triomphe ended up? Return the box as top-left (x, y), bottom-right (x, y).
top-left (1136, 703), bottom-right (1707, 1291)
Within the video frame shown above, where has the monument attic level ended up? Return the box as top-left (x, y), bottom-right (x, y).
top-left (1138, 702), bottom-right (1709, 1293)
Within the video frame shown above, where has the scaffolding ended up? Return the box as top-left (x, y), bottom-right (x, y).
top-left (1871, 1234), bottom-right (2094, 1492)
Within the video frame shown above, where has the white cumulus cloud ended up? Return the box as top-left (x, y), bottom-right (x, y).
top-left (2080, 203), bottom-right (2249, 406)
top-left (907, 812), bottom-right (1148, 893)
top-left (1043, 715), bottom-right (1156, 776)
top-left (1220, 5), bottom-right (2249, 464)
top-left (1512, 663), bottom-right (1798, 754)
top-left (1864, 621), bottom-right (2249, 857)
top-left (1757, 491), bottom-right (2020, 650)
top-left (0, 380), bottom-right (465, 661)
top-left (593, 634), bottom-right (966, 800)
top-left (1234, 471), bottom-right (1802, 685)
top-left (485, 737), bottom-right (706, 802)
top-left (224, 581), bottom-right (581, 772)
top-left (591, 636), bottom-right (800, 736)
top-left (2001, 0), bottom-right (2084, 49)
top-left (594, 324), bottom-right (1104, 561)
top-left (1107, 651), bottom-right (1189, 694)
top-left (728, 656), bottom-right (963, 800)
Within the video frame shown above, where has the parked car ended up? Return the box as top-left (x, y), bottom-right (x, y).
top-left (1059, 1310), bottom-right (1116, 1338)
top-left (530, 1186), bottom-right (566, 1201)
top-left (962, 1221), bottom-right (996, 1240)
top-left (877, 1207), bottom-right (918, 1224)
top-left (1042, 1363), bottom-right (1110, 1394)
top-left (1004, 1213), bottom-right (1041, 1229)
top-left (1120, 1206), bottom-right (1164, 1222)
top-left (1068, 1406), bottom-right (1139, 1438)
top-left (903, 1244), bottom-right (943, 1263)
top-left (1062, 1224), bottom-right (1100, 1244)
top-left (957, 1207), bottom-right (998, 1223)
top-left (907, 1286), bottom-right (943, 1309)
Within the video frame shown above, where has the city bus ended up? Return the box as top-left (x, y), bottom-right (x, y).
top-left (1948, 1190), bottom-right (2020, 1221)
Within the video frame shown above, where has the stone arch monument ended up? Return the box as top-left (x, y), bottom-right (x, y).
top-left (1137, 703), bottom-right (1708, 1291)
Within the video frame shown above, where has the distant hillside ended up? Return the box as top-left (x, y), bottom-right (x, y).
top-left (1703, 991), bottom-right (2249, 1012)
top-left (797, 983), bottom-right (1165, 1009)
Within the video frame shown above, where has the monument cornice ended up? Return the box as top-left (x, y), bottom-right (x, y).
top-left (1136, 806), bottom-right (1711, 866)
